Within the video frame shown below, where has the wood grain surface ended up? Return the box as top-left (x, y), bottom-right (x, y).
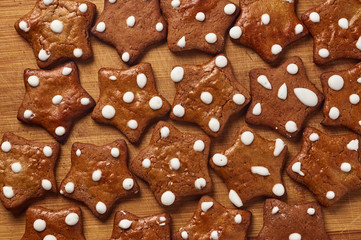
top-left (1, 0), bottom-right (361, 239)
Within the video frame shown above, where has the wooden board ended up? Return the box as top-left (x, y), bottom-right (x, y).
top-left (1, 0), bottom-right (361, 239)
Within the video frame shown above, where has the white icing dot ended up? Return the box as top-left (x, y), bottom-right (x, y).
top-left (194, 178), bottom-right (206, 190)
top-left (292, 162), bottom-right (305, 176)
top-left (309, 133), bottom-right (319, 142)
top-left (277, 83), bottom-right (287, 100)
top-left (193, 140), bottom-right (205, 152)
top-left (177, 36), bottom-right (186, 48)
top-left (205, 33), bottom-right (217, 44)
top-left (181, 231), bottom-right (189, 239)
top-left (3, 186), bottom-right (14, 198)
top-left (11, 162), bottom-right (22, 173)
top-left (28, 75), bottom-right (39, 87)
top-left (43, 235), bottom-right (57, 240)
top-left (127, 120), bottom-right (138, 129)
top-left (73, 48), bottom-right (83, 58)
top-left (1, 141), bottom-right (11, 152)
top-left (328, 107), bottom-right (340, 120)
top-left (38, 49), bottom-right (50, 61)
top-left (251, 166), bottom-right (270, 176)
top-left (229, 189), bottom-right (243, 207)
top-left (326, 191), bottom-right (335, 199)
top-left (200, 92), bottom-right (213, 104)
top-left (65, 213), bottom-right (79, 226)
top-left (347, 139), bottom-right (359, 151)
top-left (307, 208), bottom-right (315, 215)
top-left (171, 0), bottom-right (180, 8)
top-left (272, 206), bottom-right (279, 214)
top-left (224, 3), bottom-right (236, 15)
top-left (295, 24), bottom-right (303, 34)
top-left (62, 67), bottom-right (72, 76)
top-left (272, 183), bottom-right (285, 196)
top-left (78, 3), bottom-right (88, 12)
top-left (293, 88), bottom-right (319, 107)
top-left (122, 52), bottom-right (130, 62)
top-left (338, 18), bottom-right (349, 29)
top-left (119, 219), bottom-right (133, 229)
top-left (271, 44), bottom-right (282, 55)
top-left (149, 96), bottom-right (163, 110)
top-left (19, 21), bottom-right (30, 32)
top-left (318, 48), bottom-right (329, 58)
top-left (111, 147), bottom-right (120, 158)
top-left (196, 12), bottom-right (205, 22)
top-left (252, 103), bottom-right (262, 116)
top-left (171, 66), bottom-right (184, 82)
top-left (33, 219), bottom-right (46, 232)
top-left (156, 22), bottom-right (164, 32)
top-left (234, 214), bottom-right (242, 223)
top-left (96, 201), bottom-right (107, 214)
top-left (122, 178), bottom-right (134, 190)
top-left (160, 127), bottom-right (170, 138)
top-left (43, 0), bottom-right (54, 5)
top-left (287, 64), bottom-right (298, 75)
top-left (123, 91), bottom-right (134, 103)
top-left (81, 97), bottom-right (90, 105)
top-left (173, 104), bottom-right (185, 117)
top-left (109, 0), bottom-right (116, 3)
top-left (328, 75), bottom-right (344, 91)
top-left (142, 159), bottom-right (151, 168)
top-left (52, 95), bottom-right (63, 105)
top-left (76, 149), bottom-right (81, 157)
top-left (65, 182), bottom-right (74, 193)
top-left (310, 12), bottom-right (320, 23)
top-left (215, 55), bottom-right (228, 68)
top-left (212, 154), bottom-right (227, 167)
top-left (92, 170), bottom-right (102, 182)
top-left (161, 191), bottom-right (175, 206)
top-left (24, 110), bottom-right (34, 119)
top-left (285, 121), bottom-right (297, 133)
top-left (208, 118), bottom-right (220, 132)
top-left (229, 26), bottom-right (242, 39)
top-left (201, 201), bottom-right (213, 212)
top-left (289, 233), bottom-right (302, 240)
top-left (261, 14), bottom-right (270, 25)
top-left (232, 94), bottom-right (245, 105)
top-left (340, 162), bottom-right (351, 173)
top-left (357, 37), bottom-right (361, 50)
top-left (41, 179), bottom-right (52, 190)
top-left (55, 126), bottom-right (66, 136)
top-left (274, 138), bottom-right (285, 157)
top-left (126, 16), bottom-right (136, 27)
top-left (257, 75), bottom-right (272, 89)
top-left (170, 158), bottom-right (180, 170)
top-left (137, 73), bottom-right (147, 88)
top-left (349, 94), bottom-right (360, 104)
top-left (50, 20), bottom-right (63, 33)
top-left (96, 22), bottom-right (106, 32)
top-left (241, 131), bottom-right (254, 145)
top-left (102, 105), bottom-right (116, 119)
top-left (211, 231), bottom-right (219, 240)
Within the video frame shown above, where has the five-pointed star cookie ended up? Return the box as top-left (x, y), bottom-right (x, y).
top-left (21, 206), bottom-right (85, 240)
top-left (0, 133), bottom-right (59, 212)
top-left (169, 54), bottom-right (250, 138)
top-left (302, 0), bottom-right (361, 65)
top-left (257, 199), bottom-right (330, 240)
top-left (91, 0), bottom-right (167, 65)
top-left (173, 195), bottom-right (251, 240)
top-left (14, 0), bottom-right (96, 69)
top-left (59, 140), bottom-right (139, 220)
top-left (91, 63), bottom-right (171, 144)
top-left (210, 126), bottom-right (287, 208)
top-left (230, 0), bottom-right (308, 64)
top-left (321, 62), bottom-right (361, 134)
top-left (130, 121), bottom-right (212, 207)
top-left (110, 211), bottom-right (171, 240)
top-left (160, 0), bottom-right (240, 54)
top-left (245, 57), bottom-right (324, 139)
top-left (287, 127), bottom-right (361, 207)
top-left (17, 62), bottom-right (95, 143)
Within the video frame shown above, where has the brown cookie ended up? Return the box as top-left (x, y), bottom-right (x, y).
top-left (0, 133), bottom-right (59, 212)
top-left (210, 126), bottom-right (287, 207)
top-left (169, 54), bottom-right (250, 138)
top-left (321, 62), bottom-right (361, 134)
top-left (257, 199), bottom-right (329, 240)
top-left (301, 0), bottom-right (361, 65)
top-left (91, 63), bottom-right (171, 144)
top-left (21, 206), bottom-right (85, 240)
top-left (245, 56), bottom-right (324, 138)
top-left (230, 0), bottom-right (308, 64)
top-left (130, 121), bottom-right (212, 207)
top-left (91, 0), bottom-right (167, 65)
top-left (173, 195), bottom-right (251, 240)
top-left (14, 0), bottom-right (96, 69)
top-left (287, 127), bottom-right (361, 207)
top-left (110, 211), bottom-right (171, 240)
top-left (160, 0), bottom-right (240, 54)
top-left (59, 140), bottom-right (139, 220)
top-left (17, 62), bottom-right (95, 143)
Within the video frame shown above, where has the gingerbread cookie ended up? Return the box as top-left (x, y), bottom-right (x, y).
top-left (18, 62), bottom-right (95, 143)
top-left (173, 195), bottom-right (251, 240)
top-left (160, 0), bottom-right (239, 54)
top-left (59, 140), bottom-right (139, 220)
top-left (91, 63), bottom-right (171, 143)
top-left (245, 57), bottom-right (323, 138)
top-left (210, 126), bottom-right (287, 207)
top-left (321, 62), bottom-right (361, 134)
top-left (14, 0), bottom-right (96, 69)
top-left (257, 199), bottom-right (329, 240)
top-left (110, 211), bottom-right (171, 240)
top-left (91, 0), bottom-right (167, 65)
top-left (21, 206), bottom-right (85, 240)
top-left (169, 54), bottom-right (250, 138)
top-left (230, 0), bottom-right (308, 64)
top-left (287, 127), bottom-right (361, 207)
top-left (130, 121), bottom-right (212, 207)
top-left (0, 132), bottom-right (59, 212)
top-left (301, 0), bottom-right (361, 65)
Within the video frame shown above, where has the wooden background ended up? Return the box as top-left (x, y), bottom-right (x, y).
top-left (1, 0), bottom-right (361, 239)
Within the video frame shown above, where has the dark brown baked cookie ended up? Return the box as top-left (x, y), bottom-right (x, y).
top-left (110, 211), bottom-right (171, 240)
top-left (287, 127), bottom-right (361, 207)
top-left (245, 56), bottom-right (323, 138)
top-left (59, 140), bottom-right (139, 220)
top-left (17, 62), bottom-right (95, 143)
top-left (210, 126), bottom-right (287, 207)
top-left (169, 54), bottom-right (250, 138)
top-left (230, 0), bottom-right (308, 64)
top-left (0, 133), bottom-right (59, 212)
top-left (91, 63), bottom-right (171, 144)
top-left (257, 199), bottom-right (329, 240)
top-left (14, 0), bottom-right (96, 69)
top-left (160, 0), bottom-right (240, 54)
top-left (173, 195), bottom-right (251, 240)
top-left (301, 0), bottom-right (361, 65)
top-left (21, 206), bottom-right (85, 240)
top-left (130, 121), bottom-right (212, 207)
top-left (321, 62), bottom-right (361, 134)
top-left (91, 0), bottom-right (167, 65)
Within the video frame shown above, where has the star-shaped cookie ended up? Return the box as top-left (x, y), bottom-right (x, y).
top-left (110, 211), bottom-right (171, 240)
top-left (287, 127), bottom-right (361, 207)
top-left (91, 0), bottom-right (167, 65)
top-left (169, 54), bottom-right (250, 138)
top-left (173, 195), bottom-right (251, 240)
top-left (59, 140), bottom-right (139, 220)
top-left (17, 62), bottom-right (95, 143)
top-left (130, 121), bottom-right (212, 207)
top-left (245, 57), bottom-right (324, 139)
top-left (160, 0), bottom-right (240, 54)
top-left (257, 199), bottom-right (329, 240)
top-left (14, 0), bottom-right (96, 69)
top-left (21, 206), bottom-right (85, 240)
top-left (210, 126), bottom-right (287, 208)
top-left (0, 133), bottom-right (59, 212)
top-left (321, 62), bottom-right (361, 134)
top-left (230, 0), bottom-right (308, 64)
top-left (302, 0), bottom-right (361, 65)
top-left (91, 63), bottom-right (171, 143)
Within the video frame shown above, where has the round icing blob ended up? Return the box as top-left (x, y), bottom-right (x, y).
top-left (326, 191), bottom-right (335, 200)
top-left (65, 182), bottom-right (75, 193)
top-left (96, 22), bottom-right (106, 32)
top-left (43, 146), bottom-right (53, 157)
top-left (52, 95), bottom-right (63, 105)
top-left (272, 206), bottom-right (279, 214)
top-left (309, 12), bottom-right (320, 22)
top-left (328, 107), bottom-right (340, 120)
top-left (340, 162), bottom-right (351, 173)
top-left (252, 103), bottom-right (262, 116)
top-left (78, 3), bottom-right (88, 12)
top-left (287, 63), bottom-right (298, 75)
top-left (271, 44), bottom-right (282, 55)
top-left (193, 140), bottom-right (205, 152)
top-left (160, 127), bottom-right (170, 138)
top-left (81, 97), bottom-right (90, 105)
top-left (285, 121), bottom-right (297, 133)
top-left (156, 22), bottom-right (164, 32)
top-left (109, 0), bottom-right (116, 3)
top-left (11, 162), bottom-right (22, 173)
top-left (215, 55), bottom-right (228, 68)
top-left (309, 133), bottom-right (319, 142)
top-left (307, 208), bottom-right (315, 215)
top-left (62, 67), bottom-right (72, 76)
top-left (229, 189), bottom-right (243, 207)
top-left (43, 0), bottom-right (54, 5)
top-left (119, 219), bottom-right (133, 229)
top-left (328, 75), bottom-right (344, 90)
top-left (19, 21), bottom-right (30, 32)
top-left (173, 105), bottom-right (185, 117)
top-left (126, 16), bottom-right (135, 27)
top-left (65, 212), bottom-right (79, 226)
top-left (50, 20), bottom-right (63, 33)
top-left (272, 183), bottom-right (285, 196)
top-left (111, 147), bottom-right (120, 158)
top-left (102, 105), bottom-right (116, 119)
top-left (123, 91), bottom-right (134, 103)
top-left (1, 141), bottom-right (11, 152)
top-left (349, 94), bottom-right (360, 105)
top-left (194, 178), bottom-right (207, 190)
top-left (205, 33), bottom-right (217, 44)
top-left (109, 76), bottom-right (117, 81)
top-left (261, 14), bottom-right (270, 25)
top-left (171, 0), bottom-right (180, 8)
top-left (3, 186), bottom-right (14, 198)
top-left (92, 169), bottom-right (102, 182)
top-left (41, 179), bottom-right (52, 190)
top-left (289, 233), bottom-right (302, 240)
top-left (208, 118), bottom-right (220, 132)
top-left (338, 18), bottom-right (349, 29)
top-left (232, 94), bottom-right (245, 105)
top-left (127, 120), bottom-right (138, 129)
top-left (295, 24), bottom-right (303, 34)
top-left (196, 12), bottom-right (205, 22)
top-left (293, 88), bottom-right (318, 107)
top-left (177, 36), bottom-right (186, 48)
top-left (347, 139), bottom-right (359, 151)
top-left (357, 37), bottom-right (361, 50)
top-left (161, 191), bottom-right (175, 206)
top-left (137, 73), bottom-right (147, 88)
top-left (38, 49), bottom-right (50, 61)
top-left (274, 138), bottom-right (286, 157)
top-left (122, 178), bottom-right (134, 190)
top-left (181, 231), bottom-right (189, 239)
top-left (24, 109), bottom-right (34, 119)
top-left (55, 126), bottom-right (66, 136)
top-left (234, 214), bottom-right (242, 224)
top-left (257, 75), bottom-right (272, 89)
top-left (170, 158), bottom-right (180, 170)
top-left (229, 26), bottom-right (242, 39)
top-left (224, 3), bottom-right (236, 15)
top-left (241, 131), bottom-right (254, 145)
top-left (142, 159), bottom-right (151, 168)
top-left (96, 201), bottom-right (107, 214)
top-left (171, 66), bottom-right (184, 82)
top-left (33, 219), bottom-right (46, 232)
top-left (200, 92), bottom-right (213, 104)
top-left (212, 153), bottom-right (228, 166)
top-left (43, 235), bottom-right (57, 240)
top-left (122, 52), bottom-right (130, 62)
top-left (28, 75), bottom-right (39, 87)
top-left (211, 231), bottom-right (219, 240)
top-left (73, 48), bottom-right (83, 58)
top-left (318, 48), bottom-right (329, 58)
top-left (149, 96), bottom-right (163, 110)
